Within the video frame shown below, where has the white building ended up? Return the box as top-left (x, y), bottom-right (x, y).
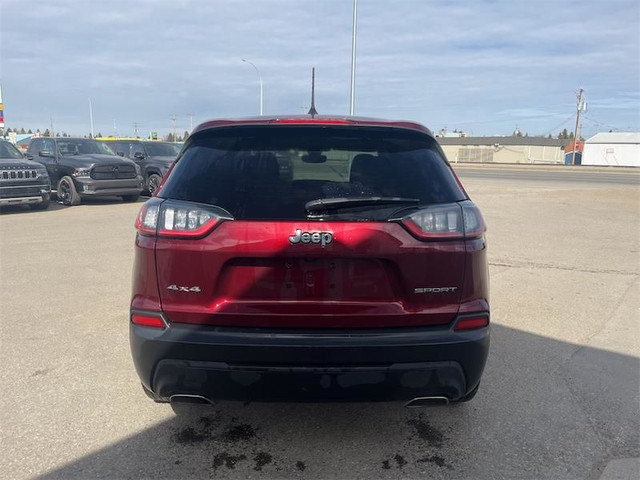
top-left (582, 132), bottom-right (640, 167)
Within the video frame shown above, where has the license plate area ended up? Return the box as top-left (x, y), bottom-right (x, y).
top-left (215, 258), bottom-right (396, 301)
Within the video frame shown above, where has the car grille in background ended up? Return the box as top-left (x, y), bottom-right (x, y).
top-left (0, 186), bottom-right (44, 198)
top-left (91, 164), bottom-right (137, 180)
top-left (1, 170), bottom-right (38, 180)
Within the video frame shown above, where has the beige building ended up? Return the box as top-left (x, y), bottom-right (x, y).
top-left (437, 136), bottom-right (571, 164)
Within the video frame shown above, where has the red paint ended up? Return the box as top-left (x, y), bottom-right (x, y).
top-left (131, 116), bottom-right (489, 329)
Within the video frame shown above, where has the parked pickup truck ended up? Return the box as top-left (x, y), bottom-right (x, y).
top-left (26, 137), bottom-right (143, 206)
top-left (0, 140), bottom-right (51, 210)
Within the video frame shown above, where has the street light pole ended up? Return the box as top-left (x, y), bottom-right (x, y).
top-left (89, 99), bottom-right (95, 138)
top-left (242, 59), bottom-right (263, 115)
top-left (349, 0), bottom-right (358, 116)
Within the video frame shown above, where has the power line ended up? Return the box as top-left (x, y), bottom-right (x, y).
top-left (581, 115), bottom-right (636, 132)
top-left (543, 114), bottom-right (575, 136)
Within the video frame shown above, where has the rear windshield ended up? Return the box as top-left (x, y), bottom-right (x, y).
top-left (159, 125), bottom-right (466, 220)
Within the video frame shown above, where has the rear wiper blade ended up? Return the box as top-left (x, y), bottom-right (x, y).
top-left (305, 197), bottom-right (421, 212)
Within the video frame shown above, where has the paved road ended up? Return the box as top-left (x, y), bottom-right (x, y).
top-left (454, 165), bottom-right (640, 185)
top-left (1, 177), bottom-right (638, 479)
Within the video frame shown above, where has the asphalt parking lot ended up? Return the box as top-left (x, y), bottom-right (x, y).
top-left (1, 166), bottom-right (639, 480)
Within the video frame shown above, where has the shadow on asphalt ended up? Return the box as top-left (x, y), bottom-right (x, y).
top-left (36, 325), bottom-right (639, 479)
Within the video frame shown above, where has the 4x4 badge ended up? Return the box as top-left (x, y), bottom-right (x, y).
top-left (167, 284), bottom-right (201, 293)
top-left (289, 229), bottom-right (333, 247)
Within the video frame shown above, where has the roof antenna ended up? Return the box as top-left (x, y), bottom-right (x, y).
top-left (308, 67), bottom-right (318, 118)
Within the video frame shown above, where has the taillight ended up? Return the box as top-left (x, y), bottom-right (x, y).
top-left (131, 312), bottom-right (167, 329)
top-left (454, 314), bottom-right (489, 331)
top-left (400, 202), bottom-right (486, 240)
top-left (135, 199), bottom-right (232, 238)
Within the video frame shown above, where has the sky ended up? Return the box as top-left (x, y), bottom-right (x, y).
top-left (1, 0), bottom-right (638, 138)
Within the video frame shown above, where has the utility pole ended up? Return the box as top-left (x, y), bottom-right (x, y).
top-left (50, 115), bottom-right (54, 137)
top-left (349, 0), bottom-right (358, 116)
top-left (186, 114), bottom-right (194, 131)
top-left (571, 88), bottom-right (584, 166)
top-left (132, 122), bottom-right (141, 138)
top-left (171, 114), bottom-right (177, 141)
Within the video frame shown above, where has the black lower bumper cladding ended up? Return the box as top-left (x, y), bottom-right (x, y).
top-left (130, 319), bottom-right (490, 403)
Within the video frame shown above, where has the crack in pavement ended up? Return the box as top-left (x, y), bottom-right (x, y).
top-left (489, 260), bottom-right (638, 276)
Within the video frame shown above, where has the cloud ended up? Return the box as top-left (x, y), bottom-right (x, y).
top-left (1, 0), bottom-right (638, 137)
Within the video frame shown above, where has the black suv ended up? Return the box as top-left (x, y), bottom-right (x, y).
top-left (26, 137), bottom-right (144, 206)
top-left (0, 140), bottom-right (51, 210)
top-left (104, 140), bottom-right (180, 195)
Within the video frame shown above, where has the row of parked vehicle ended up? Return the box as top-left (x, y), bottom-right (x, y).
top-left (0, 138), bottom-right (180, 210)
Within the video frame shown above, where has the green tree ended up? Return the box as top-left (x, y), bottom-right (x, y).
top-left (167, 133), bottom-right (175, 142)
top-left (96, 132), bottom-right (103, 138)
top-left (28, 129), bottom-right (33, 134)
top-left (19, 127), bottom-right (26, 134)
top-left (569, 131), bottom-right (575, 140)
top-left (183, 130), bottom-right (189, 141)
top-left (43, 129), bottom-right (50, 137)
top-left (558, 128), bottom-right (569, 139)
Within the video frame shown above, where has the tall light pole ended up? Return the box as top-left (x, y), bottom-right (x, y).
top-left (242, 59), bottom-right (263, 115)
top-left (89, 99), bottom-right (95, 138)
top-left (349, 0), bottom-right (358, 116)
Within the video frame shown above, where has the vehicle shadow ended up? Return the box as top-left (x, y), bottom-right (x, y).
top-left (36, 324), bottom-right (639, 480)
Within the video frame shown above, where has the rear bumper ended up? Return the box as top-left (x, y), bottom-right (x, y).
top-left (130, 315), bottom-right (490, 403)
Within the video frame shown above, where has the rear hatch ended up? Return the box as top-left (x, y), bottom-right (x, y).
top-left (143, 125), bottom-right (480, 328)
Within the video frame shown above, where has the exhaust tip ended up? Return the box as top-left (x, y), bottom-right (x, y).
top-left (169, 394), bottom-right (214, 406)
top-left (404, 396), bottom-right (450, 408)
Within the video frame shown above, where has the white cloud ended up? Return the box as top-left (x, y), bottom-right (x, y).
top-left (1, 0), bottom-right (638, 137)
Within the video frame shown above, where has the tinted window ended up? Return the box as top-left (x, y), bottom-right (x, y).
top-left (0, 141), bottom-right (23, 159)
top-left (130, 142), bottom-right (145, 157)
top-left (27, 139), bottom-right (43, 153)
top-left (42, 139), bottom-right (56, 153)
top-left (143, 142), bottom-right (180, 157)
top-left (160, 126), bottom-right (466, 220)
top-left (106, 141), bottom-right (128, 157)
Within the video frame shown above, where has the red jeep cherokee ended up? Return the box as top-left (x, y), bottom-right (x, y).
top-left (130, 116), bottom-right (489, 406)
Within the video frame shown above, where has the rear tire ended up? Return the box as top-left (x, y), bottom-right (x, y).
top-left (121, 194), bottom-right (140, 202)
top-left (57, 176), bottom-right (81, 206)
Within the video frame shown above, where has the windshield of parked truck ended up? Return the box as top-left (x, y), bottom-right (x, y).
top-left (0, 141), bottom-right (23, 159)
top-left (58, 139), bottom-right (116, 156)
top-left (143, 142), bottom-right (180, 157)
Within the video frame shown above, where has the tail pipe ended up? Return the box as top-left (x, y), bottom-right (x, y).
top-left (169, 394), bottom-right (215, 406)
top-left (404, 396), bottom-right (450, 408)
